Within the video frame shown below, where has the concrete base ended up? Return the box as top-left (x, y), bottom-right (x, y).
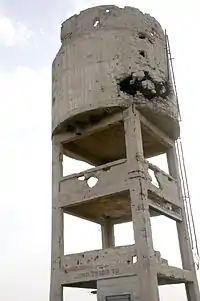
top-left (97, 276), bottom-right (139, 301)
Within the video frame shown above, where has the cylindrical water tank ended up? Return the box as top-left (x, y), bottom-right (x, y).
top-left (52, 5), bottom-right (179, 139)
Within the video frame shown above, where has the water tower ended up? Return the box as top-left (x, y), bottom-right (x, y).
top-left (50, 5), bottom-right (200, 301)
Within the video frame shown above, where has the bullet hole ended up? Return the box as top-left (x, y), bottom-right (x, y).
top-left (94, 20), bottom-right (100, 27)
top-left (52, 97), bottom-right (56, 105)
top-left (133, 255), bottom-right (137, 264)
top-left (138, 33), bottom-right (146, 39)
top-left (82, 254), bottom-right (85, 258)
top-left (127, 260), bottom-right (131, 264)
top-left (77, 260), bottom-right (80, 265)
top-left (139, 50), bottom-right (146, 58)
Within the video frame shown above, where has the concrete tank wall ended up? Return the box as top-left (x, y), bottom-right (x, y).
top-left (52, 5), bottom-right (179, 138)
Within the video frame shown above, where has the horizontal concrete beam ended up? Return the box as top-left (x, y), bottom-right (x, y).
top-left (149, 199), bottom-right (182, 222)
top-left (59, 158), bottom-right (182, 223)
top-left (53, 111), bottom-right (123, 144)
top-left (157, 265), bottom-right (194, 284)
top-left (139, 111), bottom-right (174, 148)
top-left (60, 245), bottom-right (192, 287)
top-left (59, 159), bottom-right (128, 207)
top-left (145, 160), bottom-right (182, 219)
top-left (61, 245), bottom-right (137, 285)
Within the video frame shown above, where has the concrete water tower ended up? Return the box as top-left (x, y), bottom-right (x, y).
top-left (50, 5), bottom-right (200, 301)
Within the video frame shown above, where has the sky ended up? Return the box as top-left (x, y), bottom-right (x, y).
top-left (0, 0), bottom-right (200, 300)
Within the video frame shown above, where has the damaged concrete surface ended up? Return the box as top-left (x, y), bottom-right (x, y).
top-left (62, 244), bottom-right (193, 287)
top-left (52, 5), bottom-right (179, 139)
top-left (50, 5), bottom-right (200, 301)
top-left (119, 70), bottom-right (170, 100)
top-left (59, 157), bottom-right (181, 223)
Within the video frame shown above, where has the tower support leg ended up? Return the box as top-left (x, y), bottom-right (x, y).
top-left (101, 218), bottom-right (115, 249)
top-left (50, 139), bottom-right (64, 301)
top-left (167, 146), bottom-right (200, 301)
top-left (124, 106), bottom-right (160, 301)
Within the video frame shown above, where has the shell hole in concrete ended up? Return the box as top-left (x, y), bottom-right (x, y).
top-left (93, 20), bottom-right (100, 27)
top-left (158, 284), bottom-right (187, 301)
top-left (114, 222), bottom-right (135, 247)
top-left (63, 287), bottom-right (96, 301)
top-left (62, 155), bottom-right (94, 177)
top-left (150, 214), bottom-right (182, 268)
top-left (147, 153), bottom-right (169, 174)
top-left (64, 214), bottom-right (101, 255)
top-left (148, 154), bottom-right (183, 268)
top-left (119, 72), bottom-right (169, 100)
top-left (87, 176), bottom-right (98, 188)
top-left (148, 168), bottom-right (159, 188)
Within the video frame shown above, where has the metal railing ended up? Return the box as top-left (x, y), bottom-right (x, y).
top-left (165, 30), bottom-right (181, 121)
top-left (176, 139), bottom-right (200, 269)
top-left (165, 30), bottom-right (200, 269)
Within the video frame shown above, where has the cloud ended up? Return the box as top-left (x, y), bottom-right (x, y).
top-left (0, 15), bottom-right (33, 47)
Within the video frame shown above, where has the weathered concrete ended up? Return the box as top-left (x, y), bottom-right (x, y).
top-left (52, 5), bottom-right (179, 139)
top-left (167, 146), bottom-right (200, 300)
top-left (61, 244), bottom-right (194, 287)
top-left (97, 276), bottom-right (139, 301)
top-left (50, 140), bottom-right (64, 301)
top-left (50, 106), bottom-right (200, 301)
top-left (50, 5), bottom-right (200, 301)
top-left (58, 157), bottom-right (181, 224)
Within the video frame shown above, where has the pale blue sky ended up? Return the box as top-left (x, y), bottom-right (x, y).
top-left (0, 1), bottom-right (200, 300)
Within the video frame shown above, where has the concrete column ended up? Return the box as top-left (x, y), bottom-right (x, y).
top-left (50, 138), bottom-right (64, 301)
top-left (123, 106), bottom-right (159, 301)
top-left (101, 218), bottom-right (115, 249)
top-left (167, 145), bottom-right (200, 301)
